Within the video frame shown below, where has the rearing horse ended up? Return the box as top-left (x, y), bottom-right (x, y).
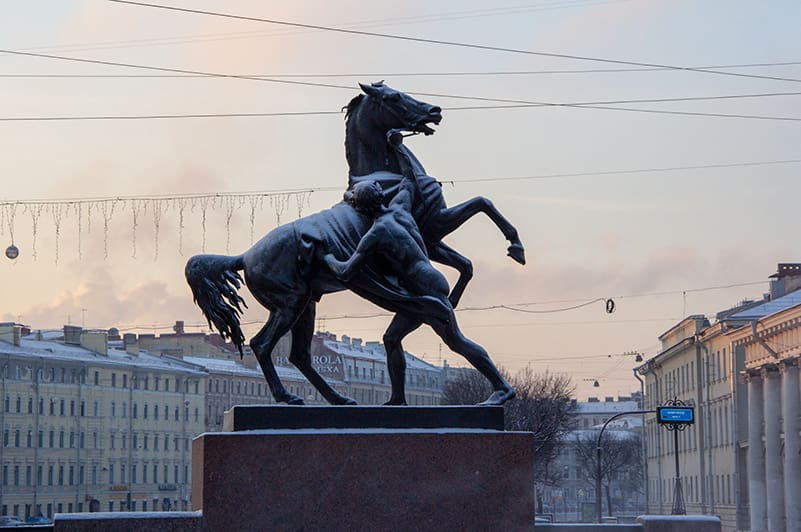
top-left (345, 82), bottom-right (525, 404)
top-left (185, 82), bottom-right (524, 406)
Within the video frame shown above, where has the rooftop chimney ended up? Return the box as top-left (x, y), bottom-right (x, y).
top-left (64, 325), bottom-right (82, 345)
top-left (173, 320), bottom-right (185, 335)
top-left (770, 263), bottom-right (801, 299)
top-left (123, 333), bottom-right (139, 355)
top-left (0, 324), bottom-right (22, 346)
top-left (80, 330), bottom-right (108, 356)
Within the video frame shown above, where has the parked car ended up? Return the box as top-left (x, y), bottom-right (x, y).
top-left (0, 515), bottom-right (24, 527)
top-left (25, 516), bottom-right (51, 525)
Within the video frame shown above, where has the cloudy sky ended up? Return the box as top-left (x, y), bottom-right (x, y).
top-left (1, 0), bottom-right (800, 399)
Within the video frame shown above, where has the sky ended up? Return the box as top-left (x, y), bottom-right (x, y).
top-left (1, 0), bottom-right (800, 400)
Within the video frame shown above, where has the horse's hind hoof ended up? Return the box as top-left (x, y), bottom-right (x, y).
top-left (330, 395), bottom-right (357, 405)
top-left (478, 388), bottom-right (516, 406)
top-left (507, 244), bottom-right (526, 265)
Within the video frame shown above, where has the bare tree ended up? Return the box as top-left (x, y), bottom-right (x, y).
top-left (442, 366), bottom-right (575, 512)
top-left (442, 368), bottom-right (493, 405)
top-left (574, 429), bottom-right (643, 517)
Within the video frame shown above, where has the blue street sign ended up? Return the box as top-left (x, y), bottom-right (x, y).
top-left (657, 406), bottom-right (694, 424)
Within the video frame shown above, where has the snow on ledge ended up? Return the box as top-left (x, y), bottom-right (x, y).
top-left (637, 515), bottom-right (721, 522)
top-left (55, 511), bottom-right (202, 520)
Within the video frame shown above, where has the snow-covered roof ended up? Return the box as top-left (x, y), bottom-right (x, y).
top-left (0, 335), bottom-right (206, 376)
top-left (322, 339), bottom-right (440, 372)
top-left (565, 428), bottom-right (640, 440)
top-left (573, 400), bottom-right (640, 415)
top-left (728, 289), bottom-right (801, 321)
top-left (183, 356), bottom-right (319, 382)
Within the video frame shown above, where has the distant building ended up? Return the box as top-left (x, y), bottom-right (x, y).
top-left (114, 326), bottom-right (445, 428)
top-left (545, 395), bottom-right (646, 522)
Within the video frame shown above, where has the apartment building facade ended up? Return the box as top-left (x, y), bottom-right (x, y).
top-left (0, 325), bottom-right (206, 521)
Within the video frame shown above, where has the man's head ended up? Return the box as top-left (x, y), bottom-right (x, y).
top-left (345, 181), bottom-right (384, 216)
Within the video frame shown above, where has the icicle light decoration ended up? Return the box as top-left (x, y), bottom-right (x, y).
top-left (0, 190), bottom-right (316, 263)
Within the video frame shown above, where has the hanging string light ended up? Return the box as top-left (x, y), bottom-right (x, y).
top-left (3, 203), bottom-right (19, 260)
top-left (0, 189), bottom-right (317, 263)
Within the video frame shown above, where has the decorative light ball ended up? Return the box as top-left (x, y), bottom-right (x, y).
top-left (5, 244), bottom-right (19, 260)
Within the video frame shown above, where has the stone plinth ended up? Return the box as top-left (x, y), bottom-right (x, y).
top-left (223, 404), bottom-right (504, 431)
top-left (193, 428), bottom-right (534, 532)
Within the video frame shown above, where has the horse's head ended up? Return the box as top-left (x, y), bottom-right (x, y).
top-left (357, 82), bottom-right (442, 136)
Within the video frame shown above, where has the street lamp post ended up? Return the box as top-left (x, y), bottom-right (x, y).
top-left (595, 409), bottom-right (655, 524)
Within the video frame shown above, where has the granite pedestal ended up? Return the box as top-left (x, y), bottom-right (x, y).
top-left (193, 406), bottom-right (534, 531)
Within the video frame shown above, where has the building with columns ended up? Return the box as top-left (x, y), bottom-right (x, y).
top-left (727, 285), bottom-right (801, 532)
top-left (637, 263), bottom-right (801, 532)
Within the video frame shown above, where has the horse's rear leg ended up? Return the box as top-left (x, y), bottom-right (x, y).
top-left (429, 242), bottom-right (472, 308)
top-left (289, 303), bottom-right (357, 405)
top-left (429, 313), bottom-right (516, 406)
top-left (430, 197), bottom-right (525, 265)
top-left (382, 314), bottom-right (424, 405)
top-left (251, 310), bottom-right (304, 405)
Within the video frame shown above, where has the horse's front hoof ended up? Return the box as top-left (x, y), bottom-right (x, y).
top-left (507, 244), bottom-right (526, 265)
top-left (383, 398), bottom-right (408, 406)
top-left (281, 394), bottom-right (305, 405)
top-left (478, 388), bottom-right (516, 406)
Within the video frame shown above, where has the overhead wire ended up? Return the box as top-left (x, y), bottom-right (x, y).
top-left (3, 49), bottom-right (801, 123)
top-left (1, 159), bottom-right (797, 206)
top-left (107, 0), bottom-right (801, 85)
top-left (13, 0), bottom-right (632, 56)
top-left (4, 61), bottom-right (801, 79)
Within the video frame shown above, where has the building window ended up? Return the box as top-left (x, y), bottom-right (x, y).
top-left (154, 405), bottom-right (159, 420)
top-left (144, 404), bottom-right (148, 419)
top-left (122, 402), bottom-right (127, 418)
top-left (111, 402), bottom-right (116, 417)
top-left (133, 403), bottom-right (138, 419)
top-left (112, 373), bottom-right (116, 387)
top-left (80, 401), bottom-right (85, 417)
top-left (93, 401), bottom-right (99, 417)
top-left (94, 371), bottom-right (99, 385)
top-left (123, 374), bottom-right (128, 388)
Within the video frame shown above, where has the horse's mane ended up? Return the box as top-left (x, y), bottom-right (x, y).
top-left (344, 94), bottom-right (364, 123)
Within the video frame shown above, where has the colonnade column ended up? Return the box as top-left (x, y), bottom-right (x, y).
top-left (782, 359), bottom-right (801, 532)
top-left (746, 369), bottom-right (767, 532)
top-left (763, 365), bottom-right (785, 532)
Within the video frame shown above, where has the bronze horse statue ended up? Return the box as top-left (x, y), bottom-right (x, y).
top-left (185, 82), bottom-right (525, 406)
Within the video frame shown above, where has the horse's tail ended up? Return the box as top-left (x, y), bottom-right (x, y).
top-left (185, 254), bottom-right (248, 356)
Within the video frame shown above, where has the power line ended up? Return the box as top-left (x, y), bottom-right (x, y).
top-left (4, 48), bottom-right (801, 123)
top-left (451, 158), bottom-right (801, 184)
top-left (2, 158), bottom-right (798, 206)
top-left (107, 0), bottom-right (801, 85)
top-left (5, 61), bottom-right (801, 79)
top-left (15, 0), bottom-right (630, 56)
